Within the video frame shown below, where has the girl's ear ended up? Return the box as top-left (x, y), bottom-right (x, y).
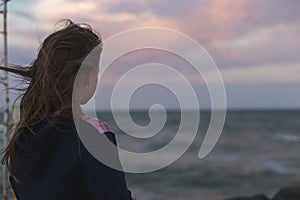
top-left (85, 69), bottom-right (94, 88)
top-left (85, 82), bottom-right (91, 89)
top-left (78, 68), bottom-right (98, 105)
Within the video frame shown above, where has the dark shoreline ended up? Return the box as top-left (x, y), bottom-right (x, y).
top-left (226, 187), bottom-right (300, 200)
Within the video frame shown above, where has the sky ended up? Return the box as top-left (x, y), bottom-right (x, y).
top-left (0, 0), bottom-right (300, 110)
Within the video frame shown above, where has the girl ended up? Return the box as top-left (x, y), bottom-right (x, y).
top-left (0, 19), bottom-right (133, 200)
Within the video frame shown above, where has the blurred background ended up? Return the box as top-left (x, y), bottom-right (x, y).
top-left (0, 0), bottom-right (300, 199)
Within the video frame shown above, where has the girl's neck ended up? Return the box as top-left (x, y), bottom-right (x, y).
top-left (50, 102), bottom-right (84, 118)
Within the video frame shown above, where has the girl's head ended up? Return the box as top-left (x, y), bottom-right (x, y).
top-left (28, 19), bottom-right (101, 118)
top-left (1, 19), bottom-right (102, 121)
top-left (0, 19), bottom-right (102, 180)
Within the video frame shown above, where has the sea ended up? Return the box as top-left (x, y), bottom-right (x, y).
top-left (0, 110), bottom-right (300, 200)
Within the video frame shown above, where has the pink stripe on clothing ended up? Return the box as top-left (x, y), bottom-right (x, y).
top-left (81, 115), bottom-right (112, 134)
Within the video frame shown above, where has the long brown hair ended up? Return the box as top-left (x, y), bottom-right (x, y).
top-left (0, 19), bottom-right (102, 181)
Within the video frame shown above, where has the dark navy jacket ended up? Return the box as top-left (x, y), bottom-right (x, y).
top-left (9, 113), bottom-right (133, 200)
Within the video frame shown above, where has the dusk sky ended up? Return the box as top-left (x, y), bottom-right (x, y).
top-left (1, 0), bottom-right (300, 110)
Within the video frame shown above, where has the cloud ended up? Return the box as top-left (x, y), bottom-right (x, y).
top-left (32, 0), bottom-right (96, 21)
top-left (104, 0), bottom-right (201, 19)
top-left (97, 61), bottom-right (300, 88)
top-left (10, 10), bottom-right (36, 21)
top-left (7, 46), bottom-right (36, 64)
top-left (219, 62), bottom-right (300, 84)
top-left (104, 1), bottom-right (147, 15)
top-left (28, 0), bottom-right (182, 39)
top-left (211, 23), bottom-right (300, 67)
top-left (8, 0), bottom-right (299, 72)
top-left (243, 0), bottom-right (300, 28)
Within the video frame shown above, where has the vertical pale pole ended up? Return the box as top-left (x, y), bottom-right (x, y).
top-left (1, 0), bottom-right (9, 200)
